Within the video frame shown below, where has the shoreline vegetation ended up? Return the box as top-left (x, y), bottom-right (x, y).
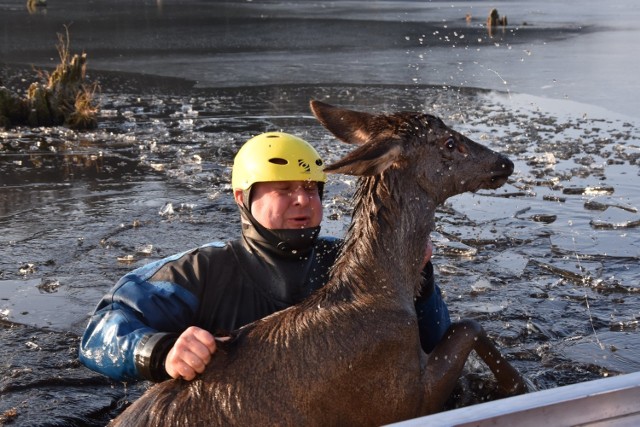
top-left (0, 6), bottom-right (511, 133)
top-left (0, 28), bottom-right (98, 130)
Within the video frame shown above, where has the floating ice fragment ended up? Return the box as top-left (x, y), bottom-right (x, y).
top-left (529, 152), bottom-right (557, 166)
top-left (178, 119), bottom-right (194, 129)
top-left (590, 218), bottom-right (640, 230)
top-left (584, 197), bottom-right (637, 213)
top-left (36, 279), bottom-right (60, 293)
top-left (471, 278), bottom-right (493, 293)
top-left (488, 252), bottom-right (529, 277)
top-left (136, 244), bottom-right (154, 255)
top-left (439, 241), bottom-right (478, 257)
top-left (19, 263), bottom-right (36, 275)
top-left (159, 202), bottom-right (174, 216)
top-left (584, 186), bottom-right (615, 196)
top-left (466, 302), bottom-right (505, 314)
top-left (100, 109), bottom-right (118, 117)
top-left (25, 341), bottom-right (39, 350)
top-left (543, 195), bottom-right (566, 203)
top-left (534, 259), bottom-right (601, 285)
top-left (178, 203), bottom-right (196, 212)
top-left (117, 255), bottom-right (136, 263)
top-left (530, 214), bottom-right (557, 224)
top-left (584, 200), bottom-right (608, 211)
top-left (562, 186), bottom-right (615, 196)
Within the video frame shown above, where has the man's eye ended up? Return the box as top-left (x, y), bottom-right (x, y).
top-left (303, 182), bottom-right (318, 192)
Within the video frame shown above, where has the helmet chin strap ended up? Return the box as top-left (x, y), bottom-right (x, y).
top-left (239, 191), bottom-right (320, 258)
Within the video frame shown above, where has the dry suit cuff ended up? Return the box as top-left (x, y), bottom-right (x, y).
top-left (134, 332), bottom-right (178, 382)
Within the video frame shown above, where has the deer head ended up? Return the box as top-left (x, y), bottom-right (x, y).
top-left (310, 100), bottom-right (513, 205)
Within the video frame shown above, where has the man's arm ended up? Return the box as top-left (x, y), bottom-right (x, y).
top-left (415, 261), bottom-right (451, 353)
top-left (415, 239), bottom-right (452, 354)
top-left (79, 254), bottom-right (203, 381)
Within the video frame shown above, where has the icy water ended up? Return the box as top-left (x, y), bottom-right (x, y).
top-left (1, 1), bottom-right (640, 425)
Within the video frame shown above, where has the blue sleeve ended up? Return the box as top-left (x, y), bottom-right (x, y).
top-left (416, 284), bottom-right (451, 353)
top-left (415, 262), bottom-right (451, 354)
top-left (78, 255), bottom-right (200, 381)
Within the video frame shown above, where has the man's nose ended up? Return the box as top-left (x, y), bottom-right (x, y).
top-left (291, 186), bottom-right (310, 205)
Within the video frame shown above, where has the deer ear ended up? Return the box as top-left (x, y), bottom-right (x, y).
top-left (324, 140), bottom-right (403, 176)
top-left (311, 100), bottom-right (403, 176)
top-left (310, 100), bottom-right (375, 146)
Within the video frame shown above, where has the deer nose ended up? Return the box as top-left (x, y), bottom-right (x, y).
top-left (500, 157), bottom-right (514, 176)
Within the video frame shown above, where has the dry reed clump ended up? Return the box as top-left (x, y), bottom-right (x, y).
top-left (0, 28), bottom-right (98, 130)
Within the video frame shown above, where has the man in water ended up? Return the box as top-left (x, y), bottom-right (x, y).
top-left (78, 132), bottom-right (451, 382)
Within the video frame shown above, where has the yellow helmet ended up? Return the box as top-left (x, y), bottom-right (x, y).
top-left (231, 132), bottom-right (326, 190)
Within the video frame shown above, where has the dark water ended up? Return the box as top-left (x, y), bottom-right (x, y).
top-left (1, 1), bottom-right (640, 425)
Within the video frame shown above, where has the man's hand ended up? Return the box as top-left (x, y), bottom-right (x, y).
top-left (165, 326), bottom-right (218, 381)
top-left (422, 237), bottom-right (434, 269)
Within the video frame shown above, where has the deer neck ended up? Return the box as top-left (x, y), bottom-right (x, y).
top-left (332, 172), bottom-right (437, 305)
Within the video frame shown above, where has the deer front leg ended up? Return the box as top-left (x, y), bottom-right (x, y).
top-left (467, 319), bottom-right (529, 396)
top-left (422, 321), bottom-right (482, 413)
top-left (422, 320), bottom-right (528, 414)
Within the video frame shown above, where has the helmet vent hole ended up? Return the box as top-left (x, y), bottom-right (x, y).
top-left (268, 157), bottom-right (288, 165)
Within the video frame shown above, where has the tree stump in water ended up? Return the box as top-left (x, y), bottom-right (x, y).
top-left (487, 8), bottom-right (508, 37)
top-left (0, 31), bottom-right (97, 130)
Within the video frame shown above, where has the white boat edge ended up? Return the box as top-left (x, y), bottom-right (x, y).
top-left (387, 371), bottom-right (640, 427)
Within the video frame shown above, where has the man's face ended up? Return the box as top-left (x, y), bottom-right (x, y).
top-left (236, 180), bottom-right (323, 229)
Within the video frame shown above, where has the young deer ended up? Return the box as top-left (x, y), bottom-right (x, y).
top-left (111, 100), bottom-right (527, 426)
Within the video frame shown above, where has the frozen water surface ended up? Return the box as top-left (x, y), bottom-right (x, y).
top-left (1, 0), bottom-right (640, 425)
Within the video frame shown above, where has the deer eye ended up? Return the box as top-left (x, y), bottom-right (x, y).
top-left (445, 137), bottom-right (455, 150)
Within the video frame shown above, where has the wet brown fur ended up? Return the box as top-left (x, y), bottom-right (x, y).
top-left (111, 101), bottom-right (527, 426)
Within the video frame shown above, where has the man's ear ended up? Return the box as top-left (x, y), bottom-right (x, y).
top-left (233, 189), bottom-right (244, 205)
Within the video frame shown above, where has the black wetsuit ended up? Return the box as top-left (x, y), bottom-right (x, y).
top-left (79, 217), bottom-right (449, 381)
